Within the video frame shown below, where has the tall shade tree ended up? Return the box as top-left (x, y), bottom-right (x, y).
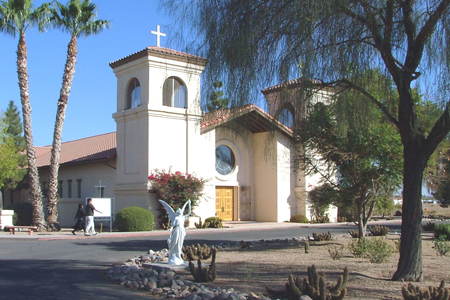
top-left (162, 0), bottom-right (450, 281)
top-left (45, 0), bottom-right (110, 228)
top-left (1, 100), bottom-right (28, 204)
top-left (0, 0), bottom-right (50, 230)
top-left (301, 79), bottom-right (403, 238)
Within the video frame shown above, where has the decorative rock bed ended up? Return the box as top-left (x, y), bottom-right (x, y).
top-left (106, 237), bottom-right (329, 299)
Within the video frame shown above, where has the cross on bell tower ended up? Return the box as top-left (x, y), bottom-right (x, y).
top-left (151, 25), bottom-right (166, 47)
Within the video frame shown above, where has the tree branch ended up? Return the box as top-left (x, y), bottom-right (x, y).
top-left (318, 79), bottom-right (400, 129)
top-left (408, 0), bottom-right (450, 70)
top-left (423, 101), bottom-right (450, 160)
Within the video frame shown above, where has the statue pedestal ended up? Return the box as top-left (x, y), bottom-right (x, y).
top-left (0, 210), bottom-right (14, 230)
top-left (142, 261), bottom-right (188, 271)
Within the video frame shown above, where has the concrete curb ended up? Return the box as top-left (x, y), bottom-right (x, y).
top-left (0, 219), bottom-right (402, 241)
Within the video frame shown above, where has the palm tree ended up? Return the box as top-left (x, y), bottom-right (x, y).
top-left (45, 0), bottom-right (110, 228)
top-left (0, 0), bottom-right (50, 230)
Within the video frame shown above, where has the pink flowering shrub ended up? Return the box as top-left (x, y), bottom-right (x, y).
top-left (148, 168), bottom-right (207, 211)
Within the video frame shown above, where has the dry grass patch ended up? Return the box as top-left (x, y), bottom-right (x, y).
top-left (191, 234), bottom-right (450, 300)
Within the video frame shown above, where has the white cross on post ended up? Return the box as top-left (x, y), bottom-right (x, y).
top-left (95, 180), bottom-right (106, 198)
top-left (151, 25), bottom-right (166, 47)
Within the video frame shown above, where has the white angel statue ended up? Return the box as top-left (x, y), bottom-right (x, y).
top-left (159, 199), bottom-right (191, 265)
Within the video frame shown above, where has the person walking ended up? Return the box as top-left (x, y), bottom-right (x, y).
top-left (85, 198), bottom-right (102, 236)
top-left (72, 203), bottom-right (86, 235)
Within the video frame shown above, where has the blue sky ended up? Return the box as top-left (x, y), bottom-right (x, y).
top-left (0, 0), bottom-right (178, 146)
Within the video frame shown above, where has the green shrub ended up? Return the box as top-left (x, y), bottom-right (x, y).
top-left (349, 238), bottom-right (394, 263)
top-left (348, 239), bottom-right (368, 258)
top-left (115, 207), bottom-right (154, 232)
top-left (422, 221), bottom-right (435, 231)
top-left (327, 244), bottom-right (344, 260)
top-left (290, 214), bottom-right (309, 223)
top-left (365, 237), bottom-right (395, 263)
top-left (369, 225), bottom-right (390, 236)
top-left (204, 217), bottom-right (223, 228)
top-left (434, 223), bottom-right (450, 241)
top-left (434, 238), bottom-right (450, 256)
top-left (5, 202), bottom-right (33, 226)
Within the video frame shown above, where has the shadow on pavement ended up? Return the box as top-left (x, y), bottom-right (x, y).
top-left (0, 259), bottom-right (149, 300)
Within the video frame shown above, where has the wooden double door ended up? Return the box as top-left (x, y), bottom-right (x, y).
top-left (215, 186), bottom-right (234, 221)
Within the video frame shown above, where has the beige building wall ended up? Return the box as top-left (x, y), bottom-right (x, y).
top-left (276, 132), bottom-right (297, 222)
top-left (253, 132), bottom-right (278, 221)
top-left (185, 128), bottom-right (216, 221)
top-left (5, 161), bottom-right (116, 227)
top-left (111, 49), bottom-right (212, 224)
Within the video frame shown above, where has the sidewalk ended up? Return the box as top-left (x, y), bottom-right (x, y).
top-left (0, 219), bottom-right (402, 241)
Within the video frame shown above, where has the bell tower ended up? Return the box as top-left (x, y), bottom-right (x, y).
top-left (109, 46), bottom-right (212, 216)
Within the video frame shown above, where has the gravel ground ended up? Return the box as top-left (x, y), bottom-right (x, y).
top-left (109, 232), bottom-right (450, 300)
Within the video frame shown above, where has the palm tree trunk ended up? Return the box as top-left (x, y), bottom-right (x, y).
top-left (46, 36), bottom-right (78, 227)
top-left (16, 34), bottom-right (46, 230)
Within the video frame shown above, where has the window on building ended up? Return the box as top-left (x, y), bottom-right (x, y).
top-left (279, 107), bottom-right (294, 128)
top-left (215, 145), bottom-right (236, 175)
top-left (163, 77), bottom-right (187, 108)
top-left (126, 78), bottom-right (141, 109)
top-left (77, 179), bottom-right (82, 198)
top-left (67, 179), bottom-right (72, 198)
top-left (58, 180), bottom-right (63, 198)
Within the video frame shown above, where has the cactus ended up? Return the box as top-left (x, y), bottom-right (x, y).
top-left (305, 241), bottom-right (310, 253)
top-left (194, 217), bottom-right (205, 228)
top-left (182, 244), bottom-right (216, 261)
top-left (265, 264), bottom-right (348, 300)
top-left (348, 229), bottom-right (359, 238)
top-left (369, 225), bottom-right (390, 236)
top-left (402, 280), bottom-right (450, 300)
top-left (312, 231), bottom-right (333, 241)
top-left (194, 217), bottom-right (221, 229)
top-left (188, 247), bottom-right (217, 282)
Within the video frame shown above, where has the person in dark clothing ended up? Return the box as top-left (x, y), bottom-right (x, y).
top-left (72, 203), bottom-right (86, 235)
top-left (85, 198), bottom-right (102, 236)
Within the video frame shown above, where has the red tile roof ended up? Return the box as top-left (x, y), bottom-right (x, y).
top-left (109, 46), bottom-right (208, 69)
top-left (36, 132), bottom-right (116, 168)
top-left (201, 104), bottom-right (293, 137)
top-left (35, 106), bottom-right (293, 168)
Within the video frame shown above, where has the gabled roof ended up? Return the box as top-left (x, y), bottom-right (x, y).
top-left (200, 104), bottom-right (294, 137)
top-left (36, 132), bottom-right (116, 168)
top-left (109, 46), bottom-right (208, 69)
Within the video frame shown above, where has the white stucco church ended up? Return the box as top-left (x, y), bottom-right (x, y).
top-left (4, 39), bottom-right (337, 228)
